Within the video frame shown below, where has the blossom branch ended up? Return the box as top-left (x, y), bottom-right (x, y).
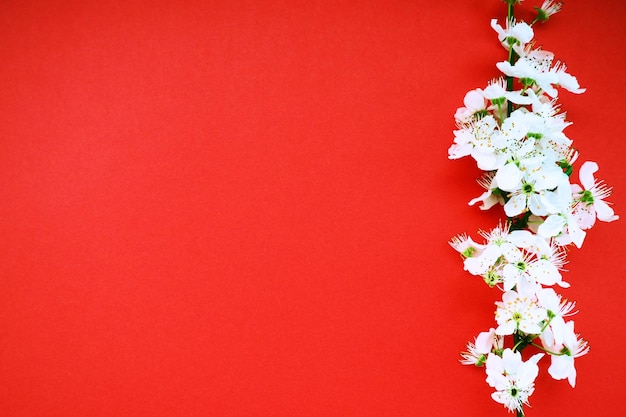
top-left (449, 1), bottom-right (618, 415)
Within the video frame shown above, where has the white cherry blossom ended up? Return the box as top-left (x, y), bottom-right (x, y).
top-left (572, 161), bottom-right (619, 228)
top-left (451, 4), bottom-right (614, 412)
top-left (543, 321), bottom-right (589, 387)
top-left (455, 88), bottom-right (487, 123)
top-left (491, 19), bottom-right (534, 50)
top-left (536, 288), bottom-right (576, 347)
top-left (485, 349), bottom-right (544, 412)
top-left (460, 328), bottom-right (502, 366)
top-left (495, 291), bottom-right (546, 336)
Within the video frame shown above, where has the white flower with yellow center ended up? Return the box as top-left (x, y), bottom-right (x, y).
top-left (495, 291), bottom-right (546, 336)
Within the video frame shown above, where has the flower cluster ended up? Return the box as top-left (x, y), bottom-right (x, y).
top-left (449, 1), bottom-right (617, 415)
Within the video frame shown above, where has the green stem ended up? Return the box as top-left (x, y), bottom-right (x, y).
top-left (540, 315), bottom-right (554, 333)
top-left (512, 331), bottom-right (529, 352)
top-left (509, 7), bottom-right (526, 417)
top-left (531, 342), bottom-right (563, 356)
top-left (506, 2), bottom-right (516, 117)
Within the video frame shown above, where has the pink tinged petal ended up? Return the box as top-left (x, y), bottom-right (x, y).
top-left (570, 183), bottom-right (583, 194)
top-left (454, 107), bottom-right (472, 122)
top-left (579, 161), bottom-right (599, 190)
top-left (574, 204), bottom-right (596, 230)
top-left (475, 329), bottom-right (496, 353)
top-left (502, 291), bottom-right (518, 304)
top-left (594, 199), bottom-right (619, 222)
top-left (464, 89), bottom-right (485, 110)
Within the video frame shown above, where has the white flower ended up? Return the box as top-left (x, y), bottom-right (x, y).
top-left (483, 77), bottom-right (533, 106)
top-left (460, 328), bottom-right (501, 366)
top-left (536, 0), bottom-right (563, 22)
top-left (499, 160), bottom-right (565, 218)
top-left (572, 161), bottom-right (619, 228)
top-left (543, 321), bottom-right (589, 387)
top-left (501, 245), bottom-right (566, 296)
top-left (448, 125), bottom-right (473, 160)
top-left (527, 93), bottom-right (573, 158)
top-left (462, 223), bottom-right (513, 276)
top-left (536, 288), bottom-right (576, 347)
top-left (550, 62), bottom-right (586, 95)
top-left (449, 116), bottom-right (502, 170)
top-left (521, 47), bottom-right (555, 73)
top-left (491, 19), bottom-right (534, 50)
top-left (497, 57), bottom-right (560, 98)
top-left (449, 233), bottom-right (486, 259)
top-left (455, 88), bottom-right (487, 123)
top-left (490, 110), bottom-right (534, 164)
top-left (537, 174), bottom-right (588, 248)
top-left (485, 349), bottom-right (544, 412)
top-left (495, 291), bottom-right (546, 335)
top-left (497, 47), bottom-right (585, 98)
top-left (469, 173), bottom-right (505, 211)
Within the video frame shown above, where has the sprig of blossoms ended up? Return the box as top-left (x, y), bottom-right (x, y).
top-left (449, 2), bottom-right (617, 415)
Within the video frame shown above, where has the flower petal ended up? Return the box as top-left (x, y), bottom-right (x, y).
top-left (595, 199), bottom-right (619, 223)
top-left (578, 161), bottom-right (598, 190)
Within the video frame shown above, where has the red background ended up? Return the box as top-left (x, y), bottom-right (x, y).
top-left (1, 1), bottom-right (624, 416)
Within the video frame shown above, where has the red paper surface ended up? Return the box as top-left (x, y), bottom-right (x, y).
top-left (1, 1), bottom-right (625, 416)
